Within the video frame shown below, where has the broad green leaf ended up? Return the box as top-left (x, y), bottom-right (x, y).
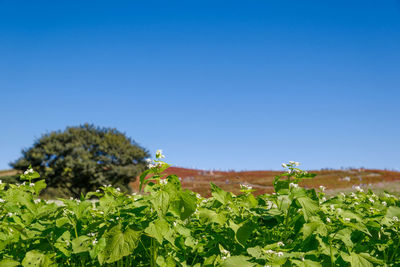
top-left (102, 225), bottom-right (141, 263)
top-left (210, 183), bottom-right (232, 205)
top-left (0, 259), bottom-right (20, 267)
top-left (151, 190), bottom-right (170, 215)
top-left (22, 250), bottom-right (53, 267)
top-left (170, 191), bottom-right (197, 220)
top-left (341, 252), bottom-right (374, 267)
top-left (247, 246), bottom-right (266, 260)
top-left (145, 218), bottom-right (169, 244)
top-left (296, 197), bottom-right (319, 221)
top-left (334, 228), bottom-right (353, 248)
top-left (33, 180), bottom-right (47, 195)
top-left (301, 220), bottom-right (327, 239)
top-left (72, 235), bottom-right (91, 254)
top-left (56, 217), bottom-right (70, 228)
top-left (291, 259), bottom-right (322, 267)
top-left (198, 208), bottom-right (227, 225)
top-left (236, 221), bottom-right (256, 246)
top-left (222, 256), bottom-right (254, 267)
top-left (385, 206), bottom-right (400, 219)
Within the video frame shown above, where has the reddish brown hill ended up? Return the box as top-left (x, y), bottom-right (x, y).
top-left (130, 167), bottom-right (400, 197)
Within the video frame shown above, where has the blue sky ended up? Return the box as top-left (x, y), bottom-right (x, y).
top-left (1, 0), bottom-right (399, 171)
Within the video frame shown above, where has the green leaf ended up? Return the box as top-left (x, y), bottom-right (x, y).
top-left (236, 221), bottom-right (256, 246)
top-left (247, 246), bottom-right (266, 260)
top-left (296, 197), bottom-right (319, 221)
top-left (102, 225), bottom-right (141, 263)
top-left (291, 259), bottom-right (322, 267)
top-left (385, 206), bottom-right (400, 219)
top-left (33, 180), bottom-right (47, 195)
top-left (210, 183), bottom-right (232, 205)
top-left (72, 235), bottom-right (91, 254)
top-left (222, 256), bottom-right (254, 267)
top-left (334, 228), bottom-right (353, 248)
top-left (151, 190), bottom-right (170, 215)
top-left (198, 208), bottom-right (227, 225)
top-left (341, 252), bottom-right (375, 267)
top-left (301, 220), bottom-right (327, 239)
top-left (139, 169), bottom-right (151, 192)
top-left (55, 217), bottom-right (70, 228)
top-left (22, 250), bottom-right (53, 267)
top-left (170, 191), bottom-right (197, 220)
top-left (0, 259), bottom-right (20, 267)
top-left (145, 218), bottom-right (169, 244)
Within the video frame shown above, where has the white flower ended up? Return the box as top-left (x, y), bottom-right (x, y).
top-left (319, 186), bottom-right (326, 192)
top-left (160, 179), bottom-right (168, 185)
top-left (344, 218), bottom-right (350, 222)
top-left (0, 199), bottom-right (4, 203)
top-left (24, 171), bottom-right (28, 175)
top-left (326, 218), bottom-right (331, 223)
top-left (281, 163), bottom-right (287, 168)
top-left (7, 212), bottom-right (13, 217)
top-left (354, 202), bottom-right (359, 205)
top-left (173, 222), bottom-right (177, 226)
top-left (220, 247), bottom-right (230, 255)
top-left (29, 183), bottom-right (34, 187)
top-left (369, 198), bottom-right (374, 203)
top-left (340, 193), bottom-right (346, 197)
top-left (96, 190), bottom-right (100, 193)
top-left (147, 163), bottom-right (155, 168)
top-left (265, 250), bottom-right (275, 254)
top-left (382, 201), bottom-right (387, 206)
top-left (277, 241), bottom-right (284, 247)
top-left (0, 180), bottom-right (2, 184)
top-left (99, 211), bottom-right (104, 214)
top-left (240, 184), bottom-right (252, 190)
top-left (92, 239), bottom-right (98, 245)
top-left (321, 197), bottom-right (327, 202)
top-left (393, 216), bottom-right (399, 222)
top-left (294, 162), bottom-right (300, 166)
top-left (156, 149), bottom-right (165, 159)
top-left (116, 187), bottom-right (120, 192)
top-left (277, 252), bottom-right (284, 257)
top-left (355, 186), bottom-right (363, 192)
top-left (289, 183), bottom-right (298, 188)
top-left (196, 194), bottom-right (201, 199)
top-left (34, 199), bottom-right (40, 204)
top-left (330, 205), bottom-right (335, 211)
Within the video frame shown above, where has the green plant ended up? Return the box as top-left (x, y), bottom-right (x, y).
top-left (0, 154), bottom-right (399, 266)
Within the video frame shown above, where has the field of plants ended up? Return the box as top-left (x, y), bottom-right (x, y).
top-left (0, 155), bottom-right (400, 266)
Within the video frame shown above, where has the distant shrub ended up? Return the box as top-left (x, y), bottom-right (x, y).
top-left (10, 124), bottom-right (149, 197)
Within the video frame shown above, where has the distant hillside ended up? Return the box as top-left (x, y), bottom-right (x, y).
top-left (130, 167), bottom-right (400, 196)
top-left (2, 167), bottom-right (400, 197)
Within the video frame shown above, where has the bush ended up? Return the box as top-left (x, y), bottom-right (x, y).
top-left (10, 124), bottom-right (149, 197)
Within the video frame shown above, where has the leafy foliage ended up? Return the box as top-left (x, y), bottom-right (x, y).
top-left (0, 159), bottom-right (399, 266)
top-left (10, 124), bottom-right (149, 197)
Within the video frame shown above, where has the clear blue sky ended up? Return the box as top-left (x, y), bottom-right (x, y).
top-left (1, 0), bottom-right (399, 171)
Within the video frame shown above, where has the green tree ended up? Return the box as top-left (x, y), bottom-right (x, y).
top-left (11, 124), bottom-right (149, 197)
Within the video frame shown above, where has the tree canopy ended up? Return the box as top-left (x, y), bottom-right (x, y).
top-left (11, 124), bottom-right (149, 197)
